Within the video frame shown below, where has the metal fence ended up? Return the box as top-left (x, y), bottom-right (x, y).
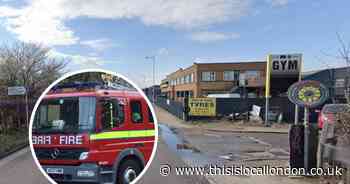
top-left (216, 97), bottom-right (296, 122)
top-left (0, 98), bottom-right (36, 131)
top-left (154, 96), bottom-right (331, 123)
top-left (154, 97), bottom-right (184, 119)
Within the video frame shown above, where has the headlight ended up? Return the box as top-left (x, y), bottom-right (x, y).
top-left (79, 152), bottom-right (89, 160)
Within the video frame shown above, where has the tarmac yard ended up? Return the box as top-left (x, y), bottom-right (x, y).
top-left (155, 106), bottom-right (320, 184)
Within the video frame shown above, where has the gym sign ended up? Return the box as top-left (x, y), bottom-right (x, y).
top-left (270, 54), bottom-right (302, 75)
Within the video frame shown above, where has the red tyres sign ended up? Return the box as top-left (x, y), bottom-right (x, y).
top-left (32, 135), bottom-right (85, 145)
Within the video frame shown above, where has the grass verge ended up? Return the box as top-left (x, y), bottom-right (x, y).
top-left (0, 130), bottom-right (28, 159)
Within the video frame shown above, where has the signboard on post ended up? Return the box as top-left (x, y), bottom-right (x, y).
top-left (287, 80), bottom-right (329, 171)
top-left (7, 86), bottom-right (26, 96)
top-left (287, 80), bottom-right (329, 109)
top-left (270, 54), bottom-right (302, 75)
top-left (265, 54), bottom-right (302, 125)
top-left (265, 54), bottom-right (302, 96)
top-left (7, 86), bottom-right (29, 127)
top-left (188, 98), bottom-right (216, 117)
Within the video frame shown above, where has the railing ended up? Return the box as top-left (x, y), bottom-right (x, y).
top-left (155, 97), bottom-right (184, 119)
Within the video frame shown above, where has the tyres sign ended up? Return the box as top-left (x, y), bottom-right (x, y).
top-left (188, 98), bottom-right (216, 117)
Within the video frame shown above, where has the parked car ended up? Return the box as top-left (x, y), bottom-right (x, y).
top-left (317, 104), bottom-right (350, 129)
top-left (318, 103), bottom-right (350, 184)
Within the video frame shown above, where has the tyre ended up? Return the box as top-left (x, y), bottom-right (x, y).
top-left (116, 159), bottom-right (142, 184)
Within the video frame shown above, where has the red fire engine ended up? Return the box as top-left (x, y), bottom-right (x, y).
top-left (31, 82), bottom-right (156, 184)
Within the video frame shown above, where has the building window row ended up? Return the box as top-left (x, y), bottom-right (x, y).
top-left (201, 70), bottom-right (260, 82)
top-left (170, 73), bottom-right (195, 86)
top-left (176, 91), bottom-right (193, 98)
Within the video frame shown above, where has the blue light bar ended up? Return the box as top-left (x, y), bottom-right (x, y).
top-left (50, 81), bottom-right (135, 92)
top-left (51, 82), bottom-right (102, 91)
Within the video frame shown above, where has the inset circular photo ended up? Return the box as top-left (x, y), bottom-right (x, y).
top-left (29, 69), bottom-right (158, 184)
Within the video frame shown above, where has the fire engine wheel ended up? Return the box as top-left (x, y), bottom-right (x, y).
top-left (117, 159), bottom-right (142, 184)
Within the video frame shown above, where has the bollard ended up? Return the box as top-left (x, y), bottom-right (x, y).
top-left (305, 123), bottom-right (319, 172)
top-left (289, 124), bottom-right (304, 169)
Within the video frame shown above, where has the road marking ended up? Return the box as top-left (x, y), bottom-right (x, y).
top-left (248, 136), bottom-right (271, 146)
top-left (204, 133), bottom-right (222, 138)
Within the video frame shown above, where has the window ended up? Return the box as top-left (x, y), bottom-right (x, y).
top-left (201, 72), bottom-right (216, 81)
top-left (224, 71), bottom-right (240, 81)
top-left (184, 75), bottom-right (190, 84)
top-left (33, 97), bottom-right (96, 133)
top-left (184, 91), bottom-right (189, 97)
top-left (335, 78), bottom-right (345, 88)
top-left (245, 70), bottom-right (260, 80)
top-left (189, 91), bottom-right (193, 97)
top-left (131, 101), bottom-right (143, 123)
top-left (148, 107), bottom-right (154, 123)
top-left (101, 99), bottom-right (124, 130)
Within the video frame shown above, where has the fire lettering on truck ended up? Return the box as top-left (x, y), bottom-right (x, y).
top-left (59, 135), bottom-right (83, 145)
top-left (32, 136), bottom-right (51, 145)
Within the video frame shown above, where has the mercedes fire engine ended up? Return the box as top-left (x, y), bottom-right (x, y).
top-left (32, 82), bottom-right (156, 184)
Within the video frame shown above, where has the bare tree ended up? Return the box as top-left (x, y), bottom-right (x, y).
top-left (0, 42), bottom-right (66, 97)
top-left (0, 42), bottom-right (67, 131)
top-left (336, 32), bottom-right (350, 103)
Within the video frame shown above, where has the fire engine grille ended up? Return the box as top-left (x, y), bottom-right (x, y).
top-left (34, 148), bottom-right (88, 160)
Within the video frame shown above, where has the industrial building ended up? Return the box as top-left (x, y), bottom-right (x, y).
top-left (303, 66), bottom-right (350, 103)
top-left (160, 61), bottom-right (267, 101)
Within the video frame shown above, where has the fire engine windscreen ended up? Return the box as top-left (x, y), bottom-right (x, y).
top-left (33, 97), bottom-right (96, 133)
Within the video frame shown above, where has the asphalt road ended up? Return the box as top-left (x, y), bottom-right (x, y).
top-left (138, 139), bottom-right (210, 184)
top-left (0, 147), bottom-right (49, 184)
top-left (0, 139), bottom-right (209, 184)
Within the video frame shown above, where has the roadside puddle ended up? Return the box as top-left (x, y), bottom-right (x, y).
top-left (159, 124), bottom-right (222, 167)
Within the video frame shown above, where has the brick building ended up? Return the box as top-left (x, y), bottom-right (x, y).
top-left (160, 61), bottom-right (267, 101)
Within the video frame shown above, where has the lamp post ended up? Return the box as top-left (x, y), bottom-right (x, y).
top-left (145, 56), bottom-right (156, 103)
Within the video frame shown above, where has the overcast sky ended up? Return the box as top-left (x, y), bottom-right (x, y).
top-left (0, 0), bottom-right (349, 88)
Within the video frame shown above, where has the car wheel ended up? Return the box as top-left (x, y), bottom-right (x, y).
top-left (117, 159), bottom-right (142, 184)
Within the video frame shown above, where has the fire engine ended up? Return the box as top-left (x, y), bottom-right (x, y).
top-left (31, 82), bottom-right (156, 184)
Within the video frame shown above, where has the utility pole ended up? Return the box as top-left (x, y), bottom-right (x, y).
top-left (265, 55), bottom-right (272, 127)
top-left (145, 56), bottom-right (156, 103)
